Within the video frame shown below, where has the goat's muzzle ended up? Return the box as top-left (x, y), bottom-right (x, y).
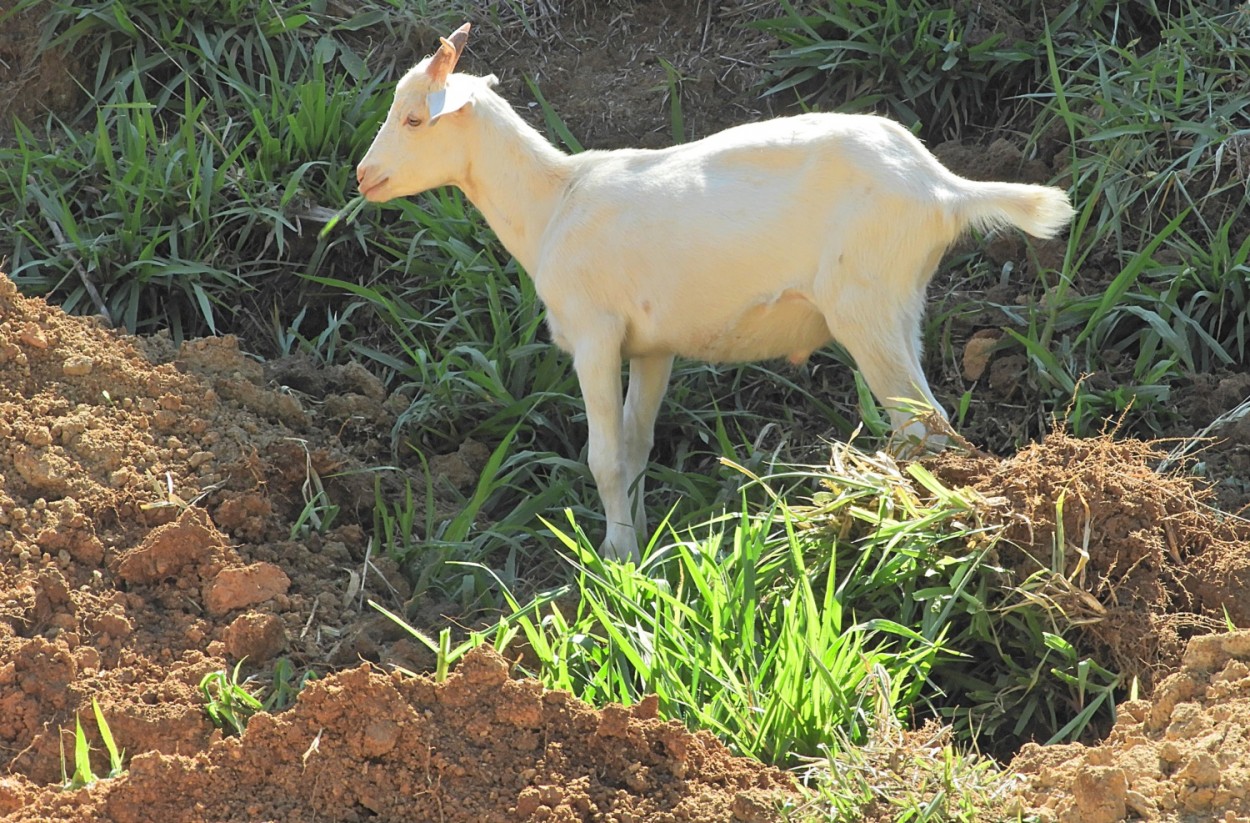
top-left (356, 163), bottom-right (389, 201)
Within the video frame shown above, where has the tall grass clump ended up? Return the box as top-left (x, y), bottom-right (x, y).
top-left (479, 445), bottom-right (1117, 767)
top-left (0, 0), bottom-right (429, 339)
top-left (1015, 2), bottom-right (1250, 436)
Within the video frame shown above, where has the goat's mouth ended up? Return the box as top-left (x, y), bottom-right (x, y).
top-left (358, 178), bottom-right (390, 201)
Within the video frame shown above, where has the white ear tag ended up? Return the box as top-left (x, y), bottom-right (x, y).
top-left (427, 86), bottom-right (471, 125)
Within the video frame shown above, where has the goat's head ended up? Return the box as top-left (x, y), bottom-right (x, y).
top-left (356, 23), bottom-right (486, 202)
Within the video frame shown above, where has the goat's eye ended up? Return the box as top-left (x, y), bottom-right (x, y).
top-left (405, 115), bottom-right (423, 128)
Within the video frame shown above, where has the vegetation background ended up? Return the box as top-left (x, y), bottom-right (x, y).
top-left (1, 0), bottom-right (1248, 819)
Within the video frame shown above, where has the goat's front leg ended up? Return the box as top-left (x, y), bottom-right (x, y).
top-left (573, 338), bottom-right (637, 561)
top-left (623, 354), bottom-right (673, 538)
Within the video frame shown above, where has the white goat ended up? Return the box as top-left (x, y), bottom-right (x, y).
top-left (357, 23), bottom-right (1075, 561)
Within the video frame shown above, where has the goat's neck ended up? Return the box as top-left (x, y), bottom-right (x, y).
top-left (457, 96), bottom-right (572, 274)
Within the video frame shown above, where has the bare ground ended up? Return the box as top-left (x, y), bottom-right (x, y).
top-left (3, 265), bottom-right (1250, 821)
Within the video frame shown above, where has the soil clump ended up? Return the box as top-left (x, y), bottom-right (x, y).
top-left (931, 433), bottom-right (1250, 690)
top-left (1014, 630), bottom-right (1250, 823)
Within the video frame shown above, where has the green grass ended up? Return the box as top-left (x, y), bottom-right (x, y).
top-left (5, 1), bottom-right (1250, 820)
top-left (990, 3), bottom-right (1248, 437)
top-left (477, 449), bottom-right (1118, 756)
top-left (199, 661), bottom-right (266, 736)
top-left (498, 463), bottom-right (958, 765)
top-left (755, 0), bottom-right (1040, 138)
top-left (1, 0), bottom-right (401, 338)
top-left (199, 657), bottom-right (316, 735)
top-left (59, 698), bottom-right (125, 791)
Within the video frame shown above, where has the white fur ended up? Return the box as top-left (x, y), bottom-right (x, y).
top-left (357, 36), bottom-right (1075, 561)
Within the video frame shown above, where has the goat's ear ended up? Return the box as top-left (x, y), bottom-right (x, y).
top-left (427, 85), bottom-right (473, 125)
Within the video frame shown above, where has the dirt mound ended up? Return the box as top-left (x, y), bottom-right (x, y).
top-left (0, 273), bottom-right (799, 821)
top-left (930, 433), bottom-right (1250, 688)
top-left (1013, 629), bottom-right (1250, 822)
top-left (0, 647), bottom-right (797, 822)
top-left (0, 270), bottom-right (401, 783)
top-left (0, 268), bottom-right (422, 657)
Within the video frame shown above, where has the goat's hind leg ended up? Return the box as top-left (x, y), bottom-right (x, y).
top-left (623, 354), bottom-right (674, 539)
top-left (820, 282), bottom-right (947, 443)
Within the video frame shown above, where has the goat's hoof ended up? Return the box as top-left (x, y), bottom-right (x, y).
top-left (600, 531), bottom-right (641, 564)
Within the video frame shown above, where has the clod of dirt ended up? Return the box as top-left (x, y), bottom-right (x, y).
top-left (961, 328), bottom-right (1001, 381)
top-left (221, 611), bottom-right (288, 663)
top-left (1014, 629), bottom-right (1250, 822)
top-left (113, 507), bottom-right (227, 585)
top-left (2, 648), bottom-right (798, 823)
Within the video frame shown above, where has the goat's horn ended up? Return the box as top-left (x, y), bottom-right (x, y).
top-left (427, 23), bottom-right (470, 84)
top-left (445, 22), bottom-right (471, 60)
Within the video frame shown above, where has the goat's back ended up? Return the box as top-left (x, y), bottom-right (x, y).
top-left (569, 112), bottom-right (955, 211)
top-left (534, 112), bottom-right (1069, 364)
top-left (543, 113), bottom-right (960, 284)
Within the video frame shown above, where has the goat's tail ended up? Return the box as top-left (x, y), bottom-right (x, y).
top-left (957, 181), bottom-right (1076, 239)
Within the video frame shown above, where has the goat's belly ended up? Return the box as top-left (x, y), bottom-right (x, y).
top-left (628, 289), bottom-right (832, 365)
